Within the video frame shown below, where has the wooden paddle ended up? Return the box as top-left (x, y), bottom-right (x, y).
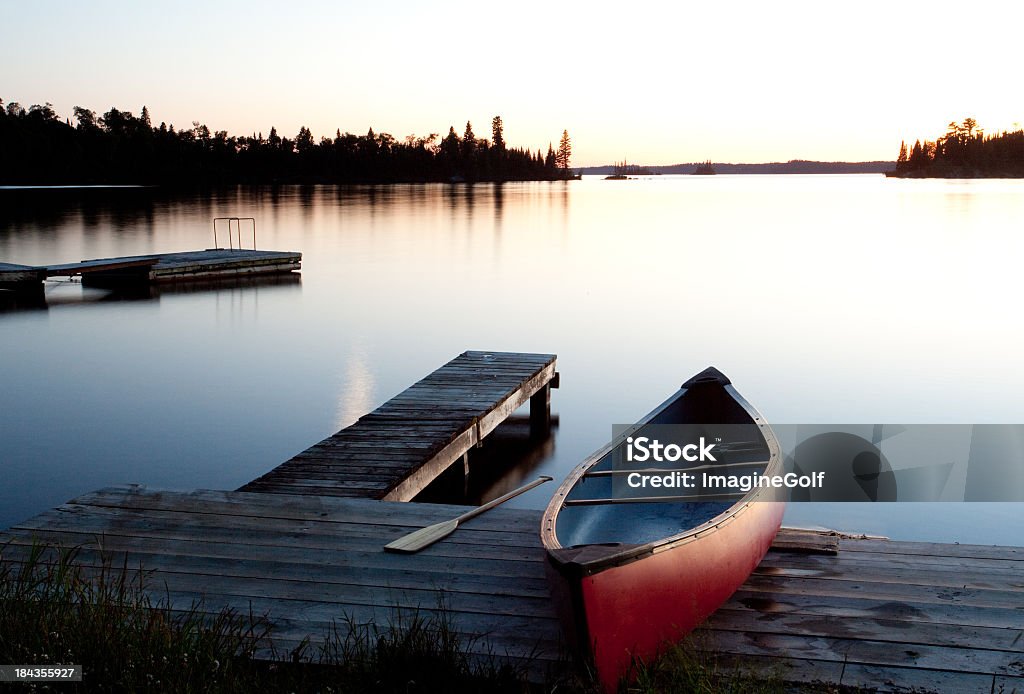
top-left (384, 476), bottom-right (554, 553)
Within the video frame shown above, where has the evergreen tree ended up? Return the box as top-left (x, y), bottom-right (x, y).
top-left (441, 126), bottom-right (460, 158)
top-left (462, 121), bottom-right (475, 157)
top-left (491, 116), bottom-right (505, 151)
top-left (909, 139), bottom-right (924, 168)
top-left (296, 126), bottom-right (314, 152)
top-left (0, 98), bottom-right (572, 184)
top-left (556, 129), bottom-right (572, 169)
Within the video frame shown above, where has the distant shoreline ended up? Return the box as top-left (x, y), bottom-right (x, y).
top-left (580, 161), bottom-right (894, 175)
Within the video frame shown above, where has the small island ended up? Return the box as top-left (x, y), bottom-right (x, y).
top-left (604, 160), bottom-right (652, 179)
top-left (692, 160), bottom-right (716, 175)
top-left (887, 118), bottom-right (1024, 178)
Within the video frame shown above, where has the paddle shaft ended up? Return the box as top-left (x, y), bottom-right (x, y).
top-left (453, 475), bottom-right (554, 524)
top-left (384, 475), bottom-right (553, 553)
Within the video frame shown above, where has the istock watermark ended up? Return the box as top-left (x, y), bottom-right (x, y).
top-left (609, 424), bottom-right (1024, 502)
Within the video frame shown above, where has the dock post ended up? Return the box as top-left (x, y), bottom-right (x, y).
top-left (530, 383), bottom-right (551, 438)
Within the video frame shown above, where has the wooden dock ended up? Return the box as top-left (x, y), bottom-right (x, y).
top-left (3, 486), bottom-right (1021, 691)
top-left (0, 486), bottom-right (563, 678)
top-left (242, 351), bottom-right (559, 501)
top-left (2, 352), bottom-right (1021, 691)
top-left (0, 249), bottom-right (301, 288)
top-left (0, 261), bottom-right (46, 289)
top-left (706, 534), bottom-right (1024, 692)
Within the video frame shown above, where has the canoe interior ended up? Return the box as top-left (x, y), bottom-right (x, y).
top-left (555, 383), bottom-right (771, 548)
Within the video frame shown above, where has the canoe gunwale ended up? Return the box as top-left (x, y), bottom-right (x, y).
top-left (540, 376), bottom-right (784, 577)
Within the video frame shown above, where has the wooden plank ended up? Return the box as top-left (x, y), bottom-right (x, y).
top-left (994, 675), bottom-right (1024, 693)
top-left (239, 477), bottom-right (394, 489)
top-left (753, 564), bottom-right (1024, 594)
top-left (45, 256), bottom-right (157, 275)
top-left (840, 537), bottom-right (1024, 561)
top-left (237, 483), bottom-right (370, 497)
top-left (741, 572), bottom-right (1024, 609)
top-left (728, 589), bottom-right (1024, 630)
top-left (148, 599), bottom-right (561, 660)
top-left (769, 528), bottom-right (839, 555)
top-left (840, 663), bottom-right (996, 693)
top-left (9, 500), bottom-right (544, 551)
top-left (706, 607), bottom-right (1024, 651)
top-left (704, 628), bottom-right (1023, 677)
top-left (68, 487), bottom-right (544, 531)
top-left (6, 502), bottom-right (544, 548)
top-left (760, 549), bottom-right (1024, 573)
top-left (0, 262), bottom-right (46, 284)
top-left (4, 529), bottom-right (546, 580)
top-left (0, 551), bottom-right (555, 619)
top-left (0, 543), bottom-right (552, 604)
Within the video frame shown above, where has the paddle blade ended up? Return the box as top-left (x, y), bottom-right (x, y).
top-left (384, 519), bottom-right (459, 553)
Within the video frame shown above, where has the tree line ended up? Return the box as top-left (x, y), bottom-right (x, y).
top-left (890, 118), bottom-right (1024, 177)
top-left (0, 100), bottom-right (576, 185)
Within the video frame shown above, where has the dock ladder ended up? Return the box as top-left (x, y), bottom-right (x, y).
top-left (213, 217), bottom-right (257, 251)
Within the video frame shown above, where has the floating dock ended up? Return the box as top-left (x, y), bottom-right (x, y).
top-left (0, 248), bottom-right (301, 289)
top-left (0, 262), bottom-right (47, 289)
top-left (242, 351), bottom-right (558, 501)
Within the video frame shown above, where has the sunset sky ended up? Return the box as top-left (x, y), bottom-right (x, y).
top-left (3, 1), bottom-right (1022, 166)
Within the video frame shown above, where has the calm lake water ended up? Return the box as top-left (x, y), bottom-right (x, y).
top-left (2, 175), bottom-right (1023, 543)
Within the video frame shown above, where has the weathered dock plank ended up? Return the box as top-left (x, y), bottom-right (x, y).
top-left (0, 261), bottom-right (47, 288)
top-left (1, 249), bottom-right (301, 286)
top-left (73, 249), bottom-right (301, 283)
top-left (45, 255), bottom-right (159, 275)
top-left (1, 486), bottom-right (563, 675)
top-left (4, 486), bottom-right (1023, 690)
top-left (702, 532), bottom-right (1024, 691)
top-left (242, 351), bottom-right (558, 501)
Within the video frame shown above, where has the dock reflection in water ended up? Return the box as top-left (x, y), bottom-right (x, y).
top-left (0, 273), bottom-right (301, 313)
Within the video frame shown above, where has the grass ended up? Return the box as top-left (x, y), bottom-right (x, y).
top-left (0, 542), bottom-right (270, 692)
top-left (0, 542), bottom-right (537, 693)
top-left (620, 632), bottom-right (876, 694)
top-left (620, 633), bottom-right (788, 694)
top-left (1, 542), bottom-right (869, 693)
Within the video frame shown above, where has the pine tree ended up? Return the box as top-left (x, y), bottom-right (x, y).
top-left (462, 121), bottom-right (475, 157)
top-left (296, 126), bottom-right (314, 152)
top-left (491, 116), bottom-right (505, 151)
top-left (441, 126), bottom-right (460, 159)
top-left (556, 129), bottom-right (572, 169)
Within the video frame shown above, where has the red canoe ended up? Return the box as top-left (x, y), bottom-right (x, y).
top-left (540, 367), bottom-right (785, 690)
